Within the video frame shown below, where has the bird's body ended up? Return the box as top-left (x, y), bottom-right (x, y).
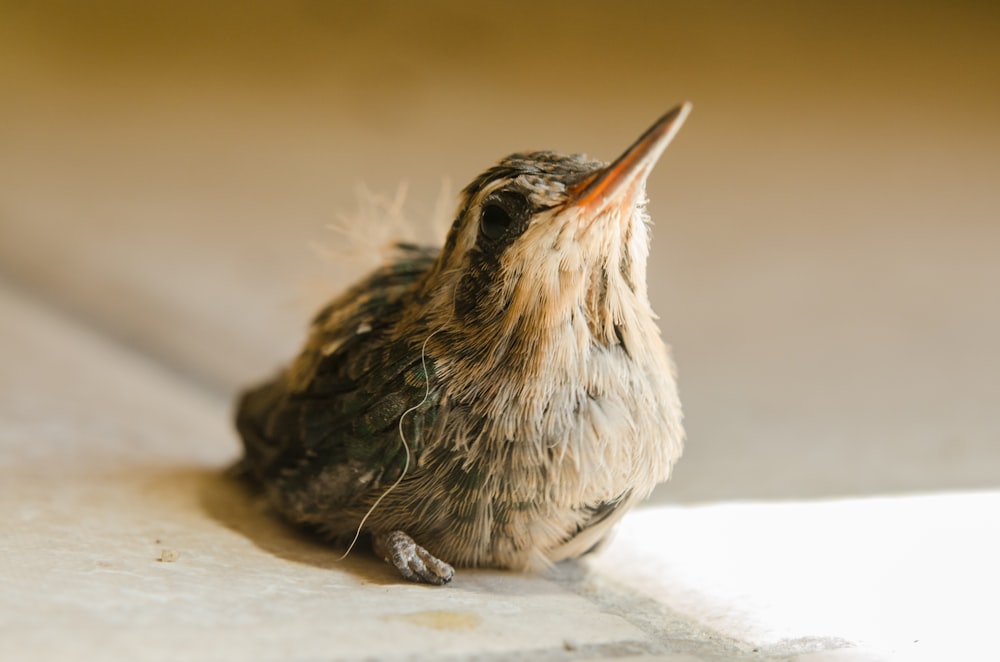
top-left (235, 106), bottom-right (689, 584)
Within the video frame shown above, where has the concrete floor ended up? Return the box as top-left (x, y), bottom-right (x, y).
top-left (1, 2), bottom-right (998, 660)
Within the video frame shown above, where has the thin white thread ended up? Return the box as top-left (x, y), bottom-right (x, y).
top-left (337, 323), bottom-right (445, 560)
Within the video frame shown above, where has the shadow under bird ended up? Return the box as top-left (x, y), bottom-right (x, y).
top-left (235, 104), bottom-right (691, 584)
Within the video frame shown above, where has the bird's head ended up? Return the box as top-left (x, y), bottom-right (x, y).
top-left (416, 104), bottom-right (691, 379)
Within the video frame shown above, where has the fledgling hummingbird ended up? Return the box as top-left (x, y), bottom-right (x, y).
top-left (235, 105), bottom-right (689, 584)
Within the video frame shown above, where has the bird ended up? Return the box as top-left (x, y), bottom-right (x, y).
top-left (234, 104), bottom-right (690, 585)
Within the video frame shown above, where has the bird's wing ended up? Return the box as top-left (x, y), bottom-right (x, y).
top-left (234, 244), bottom-right (440, 521)
top-left (545, 490), bottom-right (635, 562)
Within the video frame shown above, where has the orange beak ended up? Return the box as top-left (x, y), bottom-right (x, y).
top-left (569, 102), bottom-right (691, 214)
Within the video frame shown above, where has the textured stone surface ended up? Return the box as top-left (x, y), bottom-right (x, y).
top-left (591, 495), bottom-right (1000, 661)
top-left (4, 277), bottom-right (996, 660)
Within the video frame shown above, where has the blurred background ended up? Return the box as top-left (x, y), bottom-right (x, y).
top-left (1, 0), bottom-right (997, 503)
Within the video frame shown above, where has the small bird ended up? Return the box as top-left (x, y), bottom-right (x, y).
top-left (234, 105), bottom-right (689, 585)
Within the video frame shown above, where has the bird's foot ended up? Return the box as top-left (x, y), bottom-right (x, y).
top-left (373, 530), bottom-right (454, 585)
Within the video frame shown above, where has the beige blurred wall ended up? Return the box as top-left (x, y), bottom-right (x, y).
top-left (1, 1), bottom-right (998, 502)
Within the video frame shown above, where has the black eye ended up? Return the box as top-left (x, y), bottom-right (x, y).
top-left (477, 190), bottom-right (530, 244)
top-left (480, 203), bottom-right (511, 241)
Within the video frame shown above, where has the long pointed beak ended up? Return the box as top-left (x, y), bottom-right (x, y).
top-left (569, 102), bottom-right (691, 213)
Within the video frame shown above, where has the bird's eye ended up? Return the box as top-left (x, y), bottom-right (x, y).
top-left (478, 190), bottom-right (530, 244)
top-left (480, 203), bottom-right (511, 241)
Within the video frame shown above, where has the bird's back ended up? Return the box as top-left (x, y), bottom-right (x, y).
top-left (234, 244), bottom-right (441, 530)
